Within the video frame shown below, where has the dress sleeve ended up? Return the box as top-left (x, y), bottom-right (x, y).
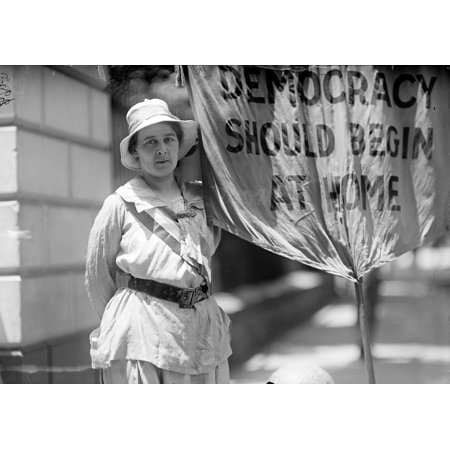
top-left (85, 194), bottom-right (125, 319)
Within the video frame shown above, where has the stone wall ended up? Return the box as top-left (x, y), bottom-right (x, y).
top-left (0, 66), bottom-right (112, 382)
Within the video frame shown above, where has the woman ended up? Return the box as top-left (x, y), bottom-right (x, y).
top-left (85, 98), bottom-right (232, 383)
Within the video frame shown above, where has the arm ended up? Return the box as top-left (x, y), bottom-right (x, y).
top-left (85, 194), bottom-right (124, 319)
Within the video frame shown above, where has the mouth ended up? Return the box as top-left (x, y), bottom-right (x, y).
top-left (155, 160), bottom-right (170, 165)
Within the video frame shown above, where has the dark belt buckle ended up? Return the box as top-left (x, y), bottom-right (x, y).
top-left (178, 288), bottom-right (197, 309)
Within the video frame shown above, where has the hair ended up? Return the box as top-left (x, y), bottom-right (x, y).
top-left (128, 132), bottom-right (138, 155)
top-left (128, 122), bottom-right (184, 155)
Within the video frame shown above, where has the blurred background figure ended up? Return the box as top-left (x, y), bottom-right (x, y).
top-left (266, 364), bottom-right (334, 384)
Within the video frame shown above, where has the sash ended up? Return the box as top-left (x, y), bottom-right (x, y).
top-left (114, 193), bottom-right (210, 286)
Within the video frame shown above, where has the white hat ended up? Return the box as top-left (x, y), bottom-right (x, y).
top-left (266, 364), bottom-right (334, 384)
top-left (120, 98), bottom-right (198, 171)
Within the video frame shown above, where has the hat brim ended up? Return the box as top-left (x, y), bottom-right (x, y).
top-left (120, 116), bottom-right (198, 171)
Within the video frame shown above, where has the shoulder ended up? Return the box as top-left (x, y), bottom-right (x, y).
top-left (95, 193), bottom-right (127, 226)
top-left (89, 192), bottom-right (126, 238)
top-left (102, 192), bottom-right (127, 211)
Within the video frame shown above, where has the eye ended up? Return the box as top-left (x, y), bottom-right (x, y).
top-left (143, 139), bottom-right (157, 146)
top-left (165, 136), bottom-right (177, 144)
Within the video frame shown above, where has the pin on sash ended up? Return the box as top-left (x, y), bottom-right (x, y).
top-left (177, 209), bottom-right (197, 219)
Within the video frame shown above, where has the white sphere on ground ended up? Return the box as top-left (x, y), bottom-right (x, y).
top-left (266, 364), bottom-right (334, 384)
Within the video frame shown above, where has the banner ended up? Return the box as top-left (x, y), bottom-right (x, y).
top-left (186, 66), bottom-right (450, 281)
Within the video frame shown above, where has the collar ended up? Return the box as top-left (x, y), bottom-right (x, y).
top-left (116, 176), bottom-right (203, 213)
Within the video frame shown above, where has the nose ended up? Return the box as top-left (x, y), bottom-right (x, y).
top-left (156, 143), bottom-right (168, 156)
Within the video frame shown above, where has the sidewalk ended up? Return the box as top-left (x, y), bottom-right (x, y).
top-left (230, 263), bottom-right (450, 384)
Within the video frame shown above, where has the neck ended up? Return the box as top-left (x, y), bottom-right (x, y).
top-left (140, 173), bottom-right (179, 196)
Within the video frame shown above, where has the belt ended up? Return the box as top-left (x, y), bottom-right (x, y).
top-left (128, 275), bottom-right (209, 309)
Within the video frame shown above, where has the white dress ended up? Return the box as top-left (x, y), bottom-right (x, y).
top-left (85, 176), bottom-right (232, 383)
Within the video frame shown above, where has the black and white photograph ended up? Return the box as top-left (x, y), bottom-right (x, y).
top-left (1, 64), bottom-right (449, 387)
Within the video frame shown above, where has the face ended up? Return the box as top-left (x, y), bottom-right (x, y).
top-left (134, 123), bottom-right (180, 179)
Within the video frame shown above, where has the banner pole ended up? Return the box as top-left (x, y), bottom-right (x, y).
top-left (354, 278), bottom-right (376, 384)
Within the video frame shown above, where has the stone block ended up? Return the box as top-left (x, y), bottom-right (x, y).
top-left (21, 274), bottom-right (74, 344)
top-left (0, 66), bottom-right (15, 121)
top-left (0, 276), bottom-right (21, 345)
top-left (0, 349), bottom-right (28, 384)
top-left (51, 331), bottom-right (91, 367)
top-left (19, 328), bottom-right (100, 384)
top-left (22, 345), bottom-right (51, 384)
top-left (50, 368), bottom-right (99, 384)
top-left (71, 273), bottom-right (99, 332)
top-left (0, 201), bottom-right (20, 269)
top-left (43, 68), bottom-right (89, 138)
top-left (70, 144), bottom-right (112, 201)
top-left (19, 203), bottom-right (47, 269)
top-left (0, 126), bottom-right (18, 194)
top-left (90, 89), bottom-right (111, 146)
top-left (47, 206), bottom-right (97, 266)
top-left (17, 130), bottom-right (70, 198)
top-left (12, 66), bottom-right (43, 125)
